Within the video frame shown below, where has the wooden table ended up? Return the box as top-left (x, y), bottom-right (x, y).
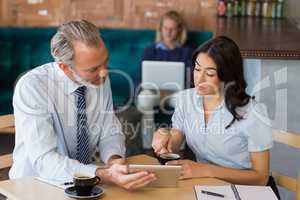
top-left (0, 155), bottom-right (228, 200)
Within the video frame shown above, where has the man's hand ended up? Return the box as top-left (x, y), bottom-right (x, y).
top-left (96, 164), bottom-right (157, 190)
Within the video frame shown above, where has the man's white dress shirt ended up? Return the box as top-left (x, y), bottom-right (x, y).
top-left (9, 62), bottom-right (125, 181)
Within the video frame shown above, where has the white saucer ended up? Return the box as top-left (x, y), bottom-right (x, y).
top-left (65, 185), bottom-right (104, 199)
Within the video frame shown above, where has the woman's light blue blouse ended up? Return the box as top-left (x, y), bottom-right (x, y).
top-left (172, 88), bottom-right (273, 169)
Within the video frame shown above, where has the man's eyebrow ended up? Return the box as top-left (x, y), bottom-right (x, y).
top-left (195, 60), bottom-right (216, 70)
top-left (86, 56), bottom-right (109, 71)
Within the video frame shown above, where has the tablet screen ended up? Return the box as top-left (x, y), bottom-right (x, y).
top-left (128, 164), bottom-right (182, 187)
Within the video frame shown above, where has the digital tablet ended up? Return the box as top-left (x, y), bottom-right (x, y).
top-left (128, 164), bottom-right (182, 187)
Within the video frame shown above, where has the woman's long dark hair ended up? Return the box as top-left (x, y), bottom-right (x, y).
top-left (192, 36), bottom-right (253, 128)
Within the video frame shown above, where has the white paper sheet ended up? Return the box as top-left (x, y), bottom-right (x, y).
top-left (194, 185), bottom-right (278, 200)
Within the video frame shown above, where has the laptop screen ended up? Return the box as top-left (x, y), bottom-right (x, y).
top-left (141, 61), bottom-right (185, 91)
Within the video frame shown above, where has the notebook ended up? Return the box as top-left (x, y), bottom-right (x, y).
top-left (194, 184), bottom-right (278, 200)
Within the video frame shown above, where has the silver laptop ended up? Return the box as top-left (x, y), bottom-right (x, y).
top-left (141, 61), bottom-right (185, 91)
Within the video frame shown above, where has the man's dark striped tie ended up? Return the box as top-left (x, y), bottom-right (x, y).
top-left (74, 86), bottom-right (91, 164)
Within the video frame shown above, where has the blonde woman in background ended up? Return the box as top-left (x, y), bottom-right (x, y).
top-left (136, 10), bottom-right (194, 150)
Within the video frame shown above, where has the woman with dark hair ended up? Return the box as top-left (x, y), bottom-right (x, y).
top-left (152, 36), bottom-right (273, 186)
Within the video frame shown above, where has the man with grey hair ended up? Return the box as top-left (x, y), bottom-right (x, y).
top-left (10, 20), bottom-right (156, 190)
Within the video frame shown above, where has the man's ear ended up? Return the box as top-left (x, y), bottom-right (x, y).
top-left (57, 62), bottom-right (76, 82)
top-left (58, 62), bottom-right (71, 73)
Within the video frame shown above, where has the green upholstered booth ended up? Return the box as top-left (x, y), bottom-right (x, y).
top-left (0, 27), bottom-right (213, 115)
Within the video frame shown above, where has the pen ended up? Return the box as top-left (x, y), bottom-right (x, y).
top-left (201, 190), bottom-right (225, 198)
top-left (230, 184), bottom-right (242, 200)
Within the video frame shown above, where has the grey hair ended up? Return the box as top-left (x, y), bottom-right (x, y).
top-left (51, 20), bottom-right (102, 68)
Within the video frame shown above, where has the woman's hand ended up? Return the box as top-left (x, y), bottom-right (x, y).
top-left (152, 128), bottom-right (172, 155)
top-left (167, 160), bottom-right (211, 180)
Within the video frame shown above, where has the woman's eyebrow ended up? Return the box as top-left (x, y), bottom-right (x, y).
top-left (206, 67), bottom-right (217, 70)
